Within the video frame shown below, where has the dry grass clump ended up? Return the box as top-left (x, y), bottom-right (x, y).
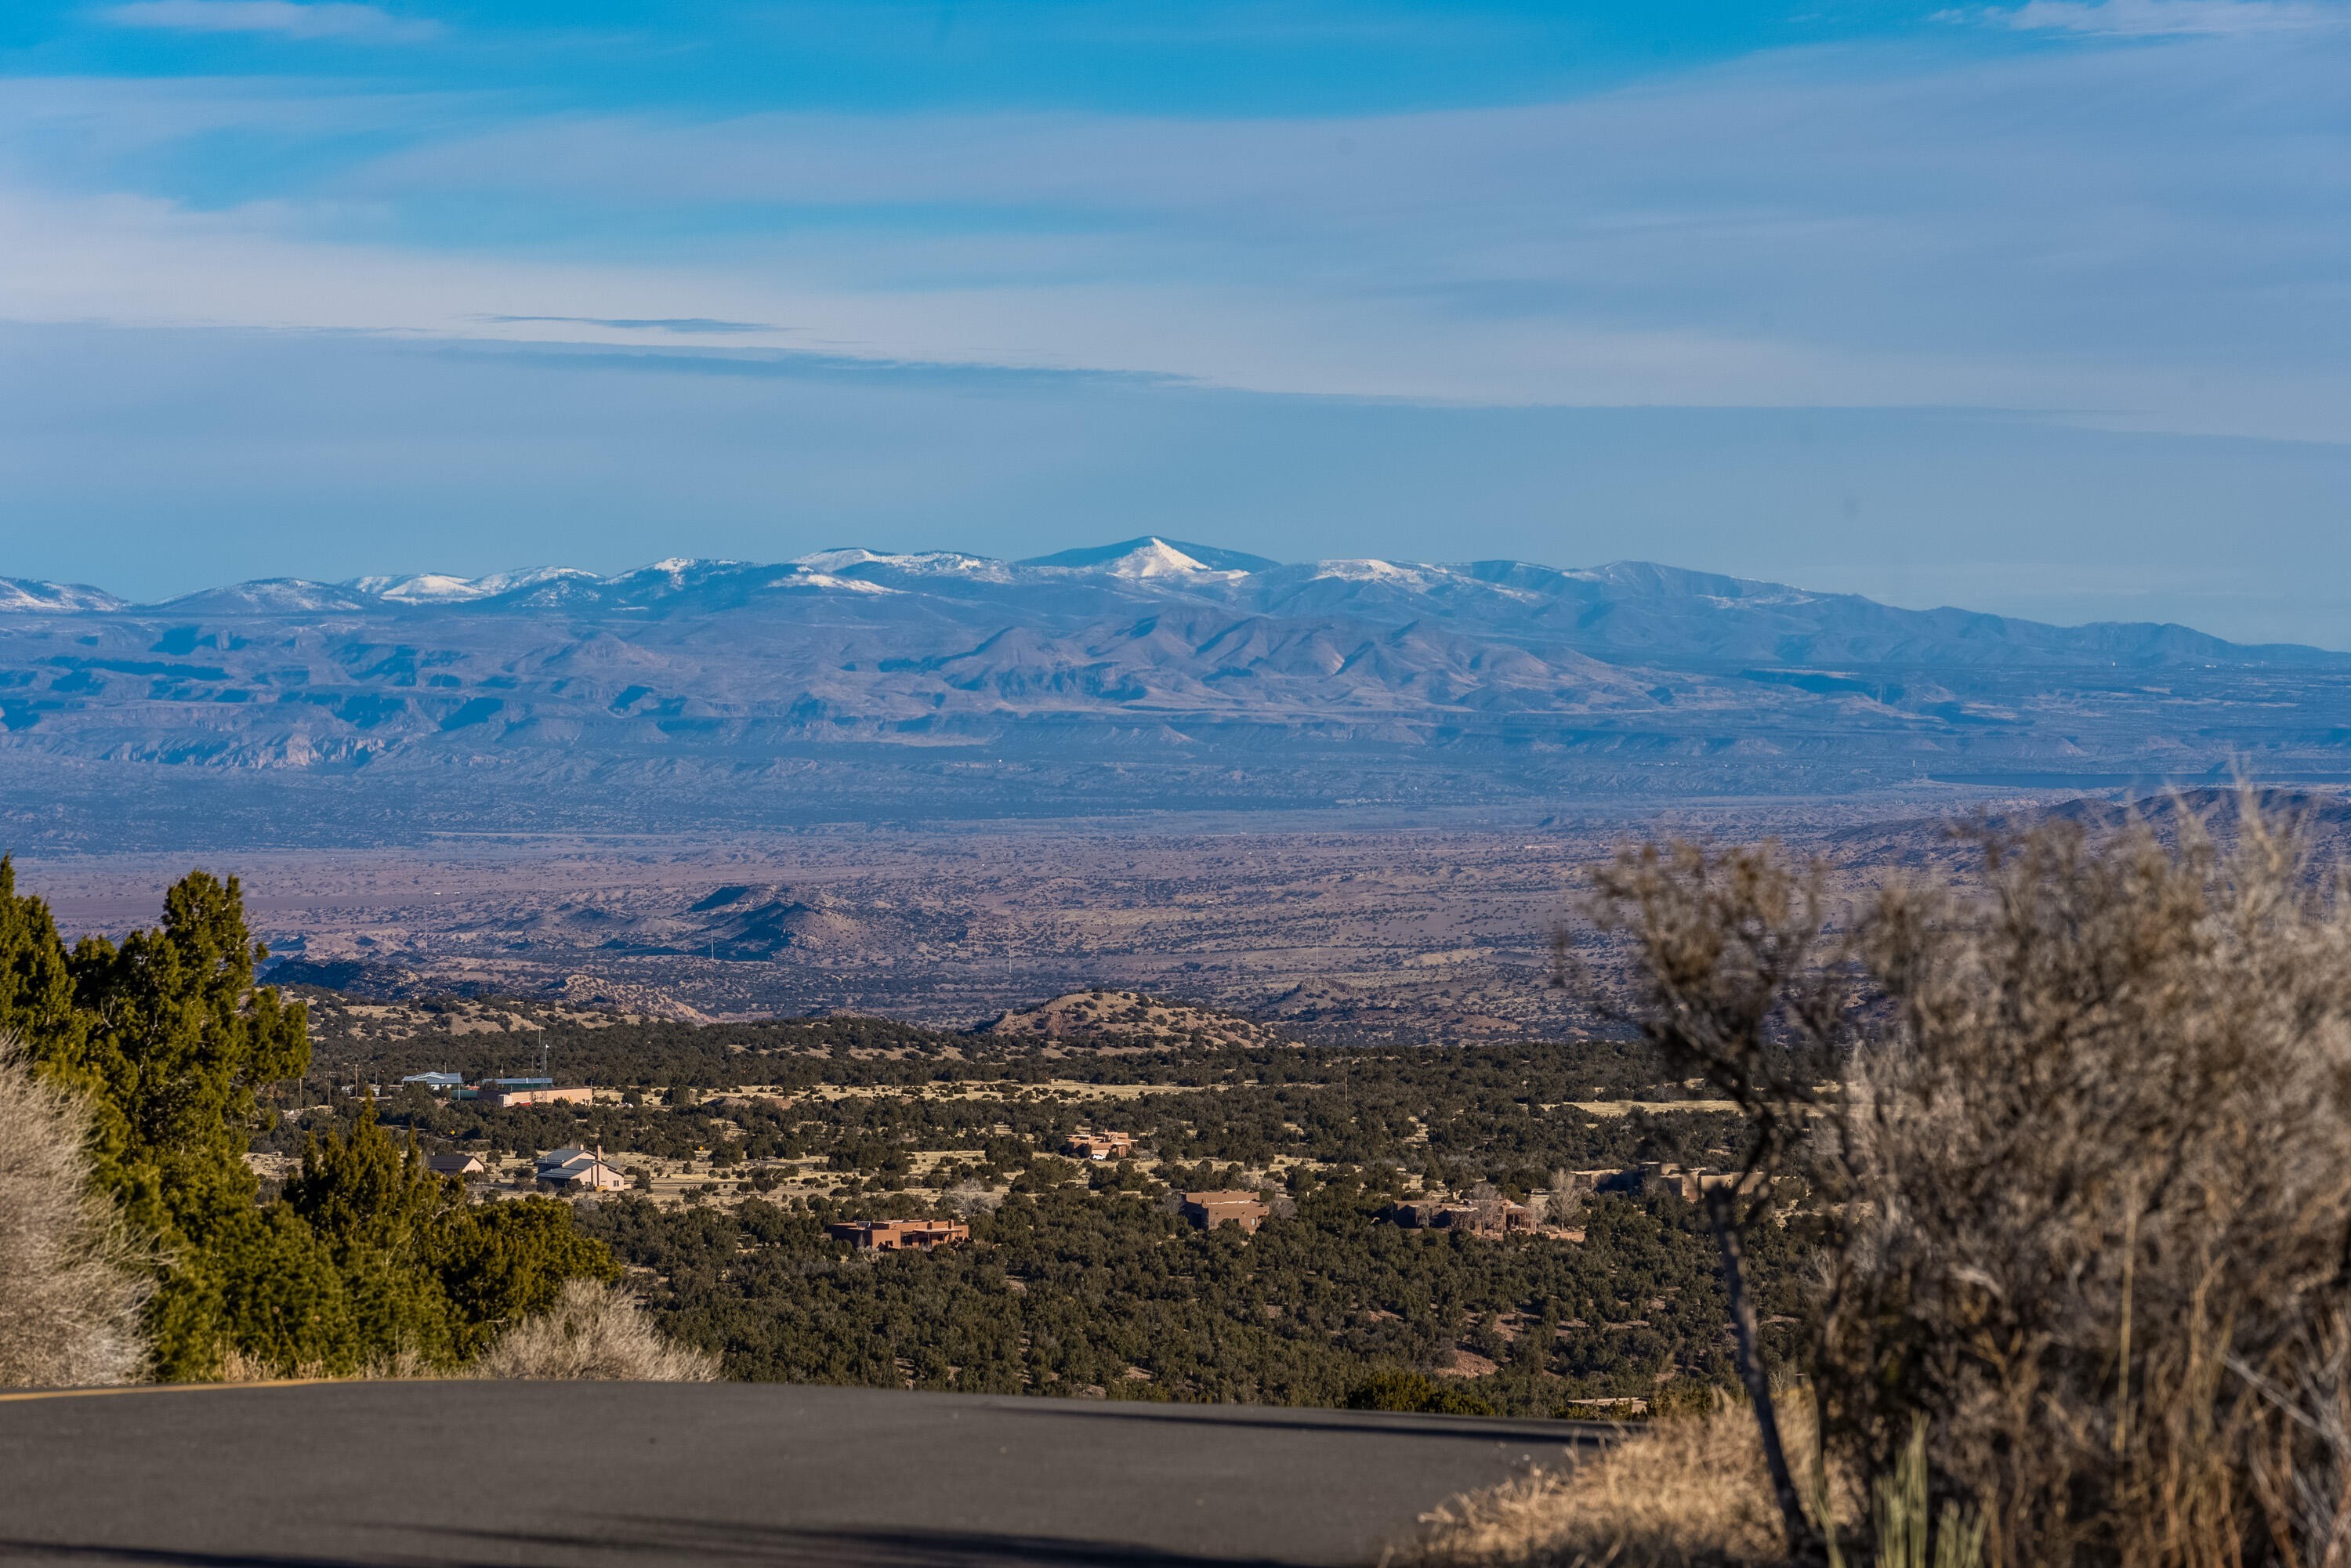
top-left (1403, 1396), bottom-right (1849, 1568)
top-left (1581, 793), bottom-right (2351, 1568)
top-left (0, 1034), bottom-right (150, 1387)
top-left (472, 1279), bottom-right (719, 1382)
top-left (215, 1347), bottom-right (438, 1383)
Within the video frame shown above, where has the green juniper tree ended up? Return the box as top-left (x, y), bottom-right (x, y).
top-left (8, 866), bottom-right (310, 1374)
top-left (0, 859), bottom-right (618, 1379)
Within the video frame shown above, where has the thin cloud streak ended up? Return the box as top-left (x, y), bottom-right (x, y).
top-left (101, 1), bottom-right (441, 43)
top-left (1990, 0), bottom-right (2346, 33)
top-left (2, 27), bottom-right (2346, 440)
top-left (478, 315), bottom-right (791, 334)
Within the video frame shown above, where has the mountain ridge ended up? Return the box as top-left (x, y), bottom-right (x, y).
top-left (4, 538), bottom-right (2338, 668)
top-left (2, 538), bottom-right (2345, 813)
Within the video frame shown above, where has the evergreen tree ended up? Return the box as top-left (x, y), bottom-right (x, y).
top-left (437, 1198), bottom-right (622, 1359)
top-left (0, 861), bottom-right (618, 1379)
top-left (39, 871), bottom-right (310, 1374)
top-left (0, 858), bottom-right (81, 1054)
top-left (281, 1110), bottom-right (465, 1368)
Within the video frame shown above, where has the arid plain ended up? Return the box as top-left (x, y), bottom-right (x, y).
top-left (13, 787), bottom-right (2102, 1038)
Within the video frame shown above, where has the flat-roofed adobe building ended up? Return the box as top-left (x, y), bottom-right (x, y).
top-left (490, 1085), bottom-right (593, 1110)
top-left (1390, 1197), bottom-right (1535, 1237)
top-left (1180, 1190), bottom-right (1271, 1233)
top-left (455, 1076), bottom-right (553, 1101)
top-left (1063, 1131), bottom-right (1135, 1161)
top-left (828, 1219), bottom-right (970, 1251)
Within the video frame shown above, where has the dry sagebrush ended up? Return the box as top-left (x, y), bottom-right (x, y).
top-left (0, 1034), bottom-right (150, 1386)
top-left (472, 1278), bottom-right (719, 1382)
top-left (1587, 799), bottom-right (2351, 1568)
top-left (1404, 1395), bottom-right (1853, 1568)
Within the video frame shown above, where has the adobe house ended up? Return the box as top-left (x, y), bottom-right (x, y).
top-left (828, 1219), bottom-right (971, 1251)
top-left (1179, 1190), bottom-right (1271, 1233)
top-left (1390, 1197), bottom-right (1535, 1237)
top-left (489, 1085), bottom-right (594, 1109)
top-left (1621, 1161), bottom-right (1762, 1203)
top-left (1063, 1131), bottom-right (1136, 1161)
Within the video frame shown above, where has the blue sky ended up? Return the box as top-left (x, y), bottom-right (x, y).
top-left (2, 0), bottom-right (2348, 643)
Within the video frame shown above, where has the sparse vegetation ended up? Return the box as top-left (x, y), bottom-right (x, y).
top-left (575, 1171), bottom-right (1802, 1412)
top-left (36, 786), bottom-right (2345, 1568)
top-left (1551, 793), bottom-right (2351, 1568)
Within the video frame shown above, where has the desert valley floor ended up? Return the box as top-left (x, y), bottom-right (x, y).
top-left (11, 785), bottom-right (2146, 1037)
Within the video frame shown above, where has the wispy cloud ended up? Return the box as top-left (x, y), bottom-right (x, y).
top-left (1954, 0), bottom-right (2346, 36)
top-left (5, 25), bottom-right (2349, 443)
top-left (101, 2), bottom-right (441, 43)
top-left (478, 315), bottom-right (788, 335)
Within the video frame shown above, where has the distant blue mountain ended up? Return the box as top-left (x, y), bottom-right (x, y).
top-left (0, 539), bottom-right (2345, 800)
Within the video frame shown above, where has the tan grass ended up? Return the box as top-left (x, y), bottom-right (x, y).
top-left (215, 1347), bottom-right (439, 1383)
top-left (471, 1279), bottom-right (719, 1382)
top-left (1399, 1395), bottom-right (1853, 1568)
top-left (0, 1034), bottom-right (151, 1387)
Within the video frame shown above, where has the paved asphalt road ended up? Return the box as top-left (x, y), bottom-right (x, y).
top-left (0, 1382), bottom-right (1601, 1566)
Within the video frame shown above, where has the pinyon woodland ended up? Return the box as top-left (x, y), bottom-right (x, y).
top-left (2, 796), bottom-right (2347, 1568)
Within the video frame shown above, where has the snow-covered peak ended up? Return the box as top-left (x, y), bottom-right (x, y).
top-left (0, 577), bottom-right (125, 614)
top-left (791, 549), bottom-right (1009, 580)
top-left (350, 573), bottom-right (465, 600)
top-left (1020, 537), bottom-right (1279, 575)
top-left (1310, 558), bottom-right (1440, 586)
top-left (792, 548), bottom-right (893, 574)
top-left (1101, 538), bottom-right (1215, 579)
top-left (155, 578), bottom-right (371, 613)
top-left (1025, 537), bottom-right (1242, 582)
top-left (350, 567), bottom-right (595, 603)
top-left (635, 557), bottom-right (722, 579)
top-left (777, 570), bottom-right (900, 595)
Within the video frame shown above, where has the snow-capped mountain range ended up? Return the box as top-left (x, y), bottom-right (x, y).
top-left (1, 538), bottom-right (2345, 798)
top-left (5, 538), bottom-right (2333, 668)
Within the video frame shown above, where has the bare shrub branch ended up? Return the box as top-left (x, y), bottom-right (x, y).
top-left (0, 1033), bottom-right (152, 1387)
top-left (1578, 793), bottom-right (2351, 1568)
